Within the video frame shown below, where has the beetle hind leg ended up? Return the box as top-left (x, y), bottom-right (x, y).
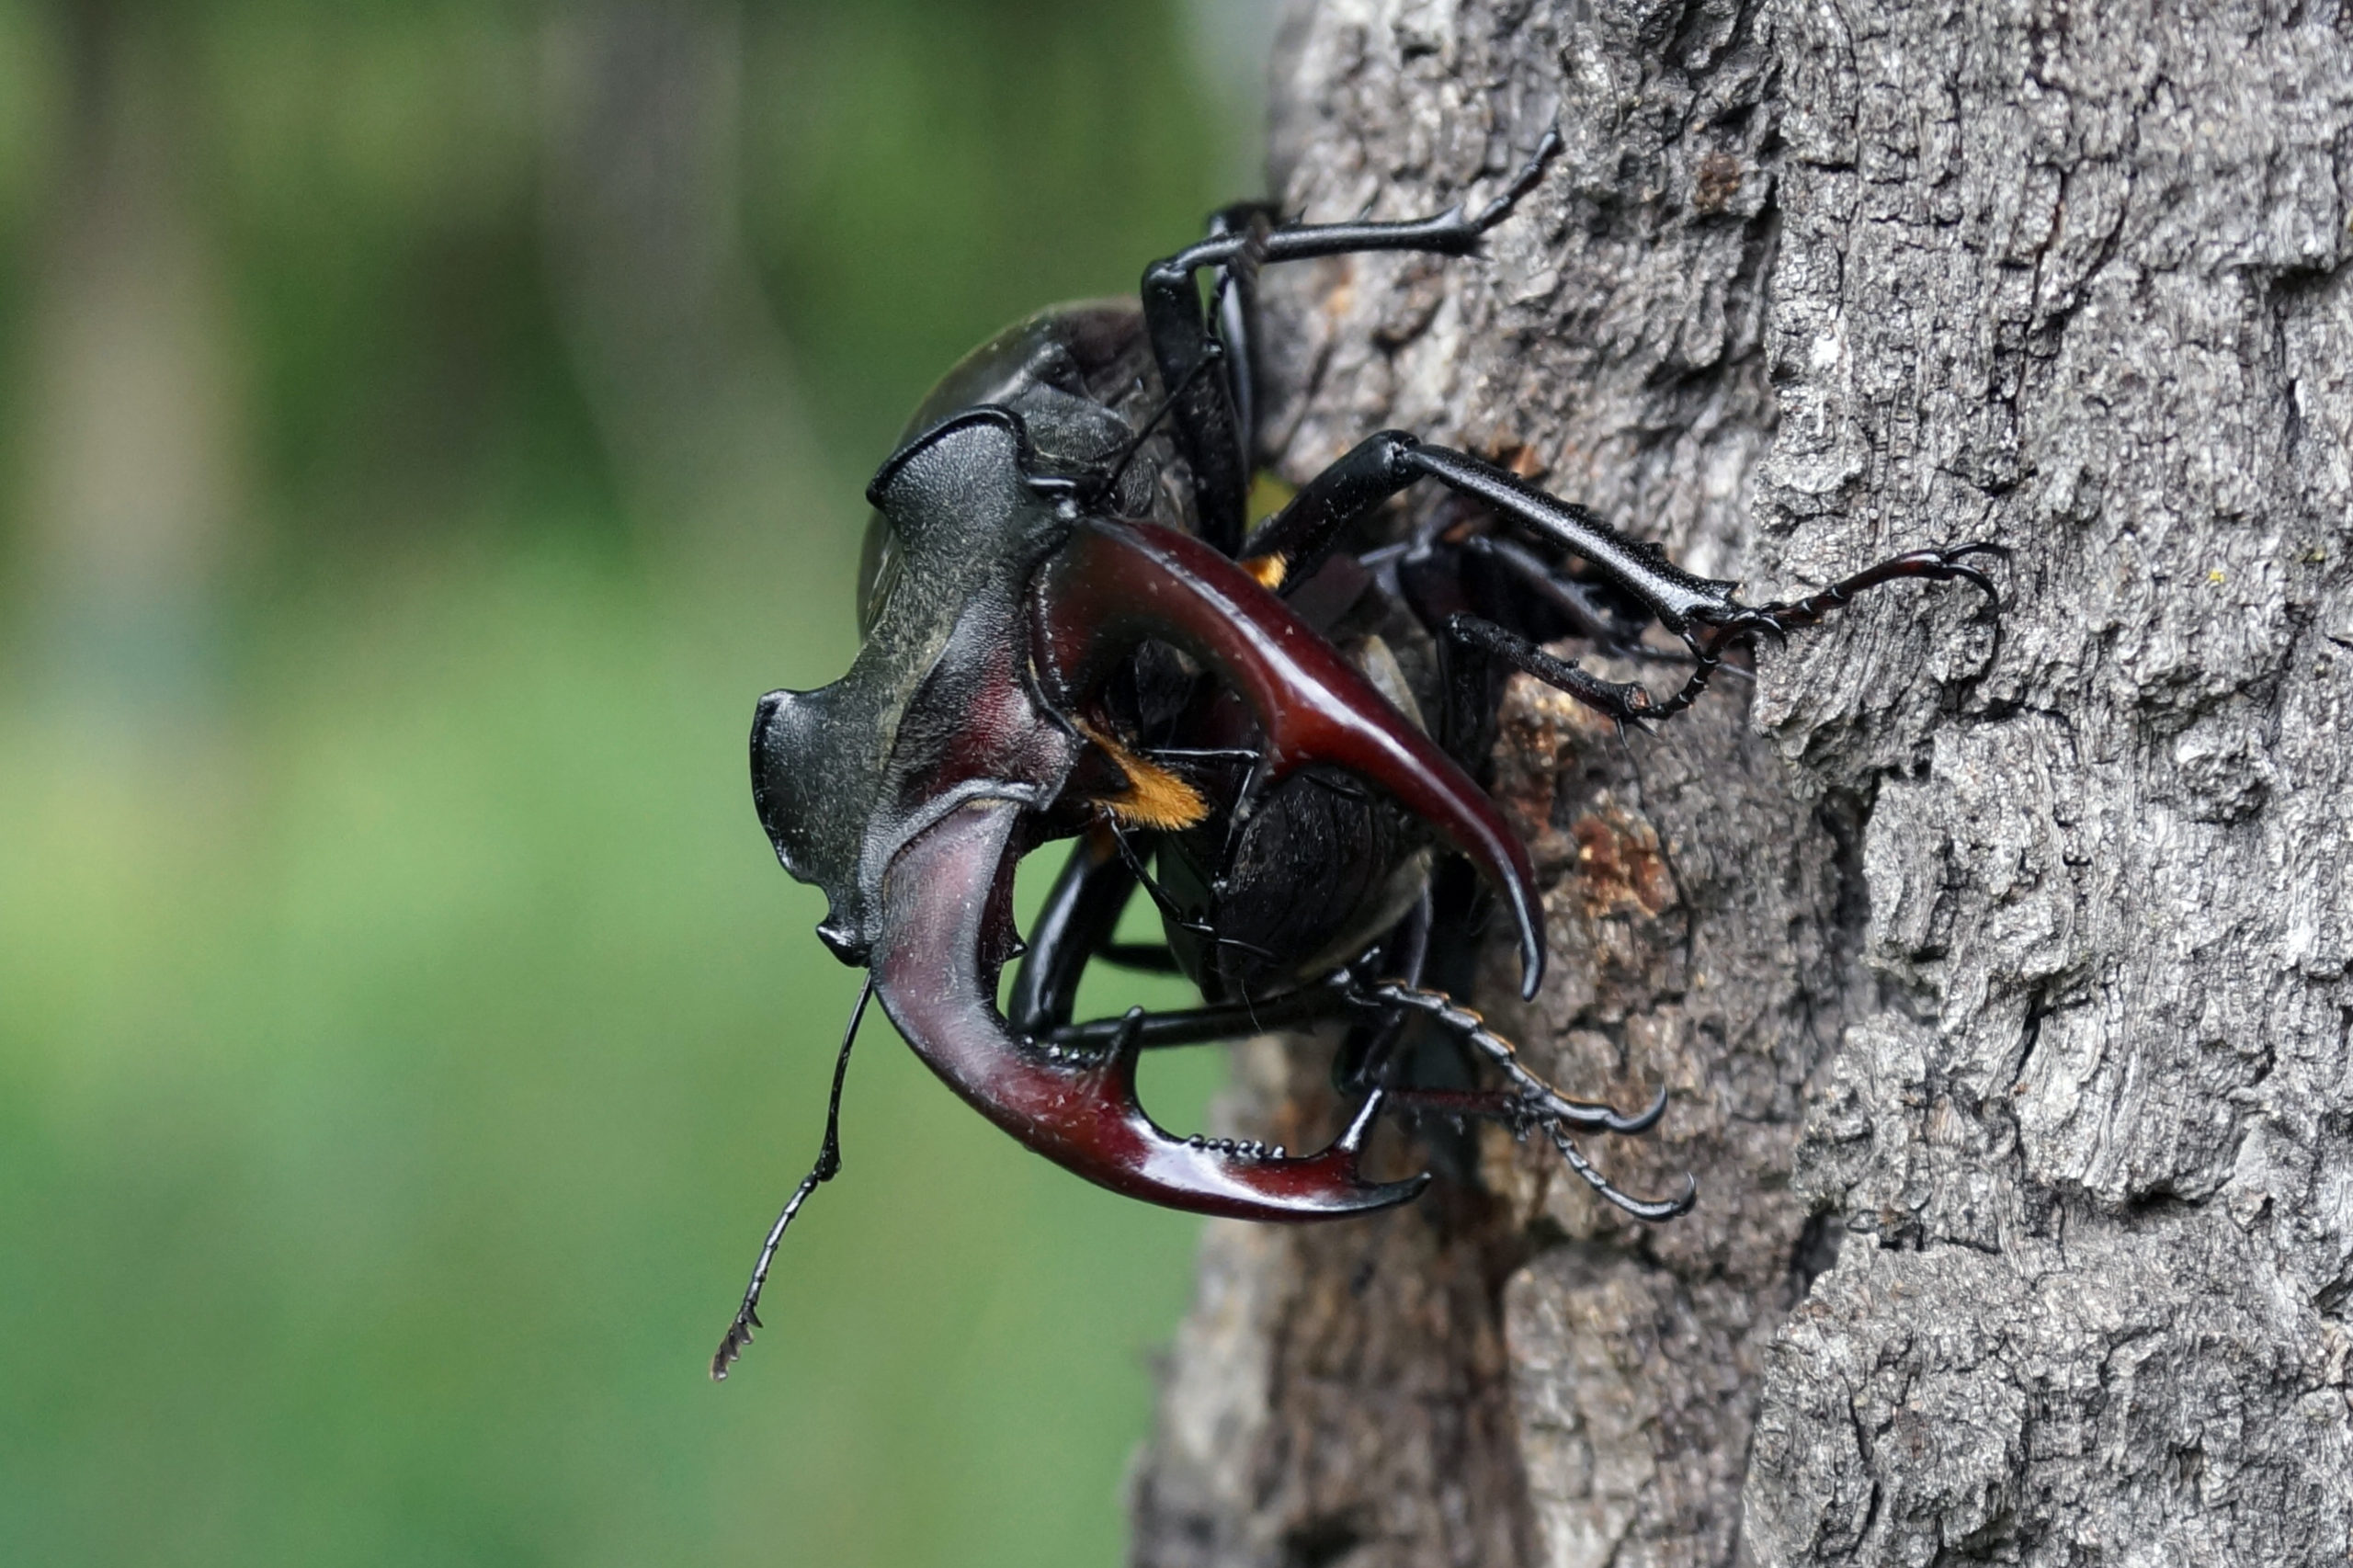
top-left (1360, 978), bottom-right (1696, 1221)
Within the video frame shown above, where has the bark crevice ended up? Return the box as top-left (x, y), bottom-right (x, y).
top-left (1131, 3), bottom-right (2353, 1564)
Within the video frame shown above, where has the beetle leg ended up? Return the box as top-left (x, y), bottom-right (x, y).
top-left (1038, 981), bottom-right (1350, 1052)
top-left (1438, 612), bottom-right (1656, 757)
top-left (1378, 1080), bottom-right (1667, 1138)
top-left (1032, 517), bottom-right (1547, 997)
top-left (1461, 534), bottom-right (1656, 655)
top-left (1205, 202), bottom-right (1276, 478)
top-left (1379, 1085), bottom-right (1696, 1220)
top-left (1358, 981), bottom-right (1672, 1135)
top-left (1354, 982), bottom-right (1696, 1222)
top-left (1455, 532), bottom-right (1740, 683)
top-left (1006, 825), bottom-right (1137, 1037)
top-left (1100, 943), bottom-right (1184, 973)
top-left (1332, 889), bottom-right (1431, 1095)
top-left (1144, 130), bottom-right (1564, 551)
top-left (1244, 430), bottom-right (1741, 631)
top-left (1098, 813), bottom-right (1278, 966)
top-left (1644, 543), bottom-right (2008, 720)
top-left (1743, 541), bottom-right (2008, 631)
top-left (1543, 1128), bottom-right (1698, 1221)
top-left (1255, 430), bottom-right (2004, 724)
top-left (874, 797), bottom-right (1429, 1220)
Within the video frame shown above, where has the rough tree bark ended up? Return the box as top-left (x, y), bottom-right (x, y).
top-left (1129, 3), bottom-right (2353, 1565)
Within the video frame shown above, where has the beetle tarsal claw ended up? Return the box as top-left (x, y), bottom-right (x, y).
top-left (1546, 1125), bottom-right (1697, 1222)
top-left (873, 797), bottom-right (1427, 1219)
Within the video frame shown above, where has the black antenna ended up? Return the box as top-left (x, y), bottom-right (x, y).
top-left (710, 976), bottom-right (873, 1381)
top-left (1093, 338), bottom-right (1225, 511)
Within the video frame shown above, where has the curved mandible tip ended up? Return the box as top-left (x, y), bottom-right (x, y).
top-left (872, 796), bottom-right (1428, 1219)
top-left (1031, 518), bottom-right (1546, 998)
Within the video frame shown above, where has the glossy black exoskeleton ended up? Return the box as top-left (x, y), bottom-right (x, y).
top-left (714, 130), bottom-right (2001, 1378)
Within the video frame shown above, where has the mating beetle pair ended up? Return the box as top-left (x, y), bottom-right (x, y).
top-left (714, 130), bottom-right (1999, 1377)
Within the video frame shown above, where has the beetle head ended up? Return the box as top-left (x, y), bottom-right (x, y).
top-left (858, 307), bottom-right (1162, 639)
top-left (755, 410), bottom-right (1084, 965)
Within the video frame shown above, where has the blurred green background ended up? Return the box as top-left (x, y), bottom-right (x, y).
top-left (0, 2), bottom-right (1277, 1562)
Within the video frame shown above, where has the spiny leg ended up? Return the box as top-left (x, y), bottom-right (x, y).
top-left (1353, 978), bottom-right (1692, 1221)
top-left (1144, 129), bottom-right (1563, 552)
top-left (1543, 1126), bottom-right (1697, 1221)
top-left (1358, 980), bottom-right (1665, 1134)
top-left (712, 977), bottom-right (873, 1381)
top-left (1377, 1082), bottom-right (1692, 1221)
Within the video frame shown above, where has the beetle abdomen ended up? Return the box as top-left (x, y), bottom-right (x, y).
top-left (1160, 767), bottom-right (1430, 1002)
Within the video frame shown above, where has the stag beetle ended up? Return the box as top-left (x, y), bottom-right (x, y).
top-left (713, 129), bottom-right (1999, 1377)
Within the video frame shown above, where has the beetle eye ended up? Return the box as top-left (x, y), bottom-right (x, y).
top-left (857, 511), bottom-right (903, 637)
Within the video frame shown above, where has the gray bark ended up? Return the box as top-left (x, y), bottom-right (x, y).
top-left (1130, 3), bottom-right (2353, 1565)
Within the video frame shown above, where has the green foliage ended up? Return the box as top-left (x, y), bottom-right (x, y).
top-left (747, 0), bottom-right (1231, 449)
top-left (1, 538), bottom-right (1224, 1565)
top-left (0, 0), bottom-right (1255, 1562)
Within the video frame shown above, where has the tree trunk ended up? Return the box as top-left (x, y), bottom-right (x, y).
top-left (1130, 3), bottom-right (2353, 1565)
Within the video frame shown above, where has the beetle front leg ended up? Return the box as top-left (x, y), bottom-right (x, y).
top-left (1143, 130), bottom-right (1564, 552)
